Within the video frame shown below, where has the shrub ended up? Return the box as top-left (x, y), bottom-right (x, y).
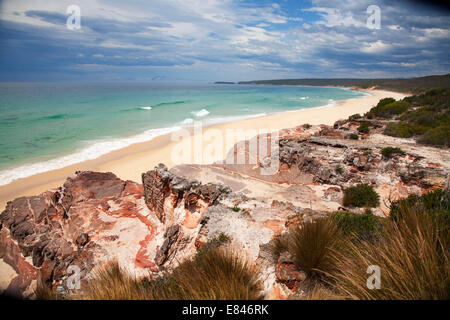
top-left (289, 218), bottom-right (343, 279)
top-left (357, 122), bottom-right (370, 134)
top-left (230, 206), bottom-right (241, 212)
top-left (348, 114), bottom-right (362, 121)
top-left (418, 124), bottom-right (450, 147)
top-left (335, 165), bottom-right (344, 175)
top-left (303, 123), bottom-right (312, 129)
top-left (383, 121), bottom-right (426, 138)
top-left (328, 203), bottom-right (450, 299)
top-left (376, 97), bottom-right (396, 108)
top-left (380, 146), bottom-right (405, 158)
top-left (331, 210), bottom-right (382, 240)
top-left (343, 184), bottom-right (380, 208)
top-left (348, 133), bottom-right (359, 140)
top-left (369, 98), bottom-right (411, 118)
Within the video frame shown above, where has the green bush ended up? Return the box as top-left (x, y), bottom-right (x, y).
top-left (357, 122), bottom-right (370, 134)
top-left (370, 100), bottom-right (410, 118)
top-left (383, 121), bottom-right (426, 138)
top-left (376, 97), bottom-right (396, 108)
top-left (343, 184), bottom-right (380, 208)
top-left (335, 165), bottom-right (344, 175)
top-left (380, 147), bottom-right (405, 158)
top-left (348, 114), bottom-right (362, 121)
top-left (331, 210), bottom-right (382, 240)
top-left (348, 133), bottom-right (359, 140)
top-left (417, 124), bottom-right (450, 147)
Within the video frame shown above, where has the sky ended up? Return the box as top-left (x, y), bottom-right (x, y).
top-left (0, 0), bottom-right (449, 82)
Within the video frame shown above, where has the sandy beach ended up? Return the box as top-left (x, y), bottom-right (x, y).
top-left (0, 89), bottom-right (407, 210)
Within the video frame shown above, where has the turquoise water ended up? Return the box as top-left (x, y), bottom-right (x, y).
top-left (0, 83), bottom-right (365, 184)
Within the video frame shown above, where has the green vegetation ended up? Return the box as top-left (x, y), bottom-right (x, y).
top-left (230, 206), bottom-right (241, 212)
top-left (380, 147), bottom-right (405, 159)
top-left (238, 74), bottom-right (450, 94)
top-left (343, 184), bottom-right (380, 208)
top-left (348, 113), bottom-right (361, 121)
top-left (72, 247), bottom-right (262, 300)
top-left (348, 133), bottom-right (359, 140)
top-left (335, 165), bottom-right (344, 175)
top-left (389, 189), bottom-right (449, 237)
top-left (380, 89), bottom-right (450, 147)
top-left (383, 121), bottom-right (426, 138)
top-left (369, 99), bottom-right (410, 118)
top-left (289, 218), bottom-right (342, 279)
top-left (357, 122), bottom-right (370, 134)
top-left (215, 232), bottom-right (231, 243)
top-left (331, 210), bottom-right (382, 240)
top-left (328, 190), bottom-right (450, 299)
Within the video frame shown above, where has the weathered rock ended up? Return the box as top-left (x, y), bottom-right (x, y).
top-left (0, 171), bottom-right (163, 297)
top-left (275, 252), bottom-right (306, 290)
top-left (155, 225), bottom-right (180, 266)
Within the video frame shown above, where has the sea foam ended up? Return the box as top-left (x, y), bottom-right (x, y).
top-left (192, 109), bottom-right (210, 117)
top-left (0, 126), bottom-right (180, 186)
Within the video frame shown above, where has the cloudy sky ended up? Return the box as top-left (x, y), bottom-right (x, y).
top-left (0, 0), bottom-right (449, 82)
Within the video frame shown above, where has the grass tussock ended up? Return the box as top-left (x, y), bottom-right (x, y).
top-left (72, 261), bottom-right (150, 300)
top-left (72, 247), bottom-right (262, 300)
top-left (327, 194), bottom-right (450, 300)
top-left (34, 278), bottom-right (59, 300)
top-left (289, 218), bottom-right (343, 279)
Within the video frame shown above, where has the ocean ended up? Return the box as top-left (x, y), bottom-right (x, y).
top-left (0, 82), bottom-right (366, 185)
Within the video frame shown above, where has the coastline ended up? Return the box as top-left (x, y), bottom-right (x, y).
top-left (0, 89), bottom-right (407, 210)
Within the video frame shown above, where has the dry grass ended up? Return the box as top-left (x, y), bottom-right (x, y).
top-left (327, 207), bottom-right (450, 300)
top-left (289, 218), bottom-right (343, 279)
top-left (164, 246), bottom-right (262, 299)
top-left (72, 261), bottom-right (151, 300)
top-left (34, 278), bottom-right (59, 300)
top-left (71, 247), bottom-right (262, 300)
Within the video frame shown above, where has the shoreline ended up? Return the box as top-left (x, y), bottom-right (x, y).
top-left (0, 89), bottom-right (407, 210)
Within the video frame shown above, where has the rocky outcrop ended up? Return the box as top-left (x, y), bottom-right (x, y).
top-left (0, 171), bottom-right (163, 297)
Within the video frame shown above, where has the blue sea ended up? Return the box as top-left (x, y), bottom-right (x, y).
top-left (0, 83), bottom-right (366, 185)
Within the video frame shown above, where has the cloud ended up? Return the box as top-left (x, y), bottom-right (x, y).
top-left (0, 0), bottom-right (449, 81)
